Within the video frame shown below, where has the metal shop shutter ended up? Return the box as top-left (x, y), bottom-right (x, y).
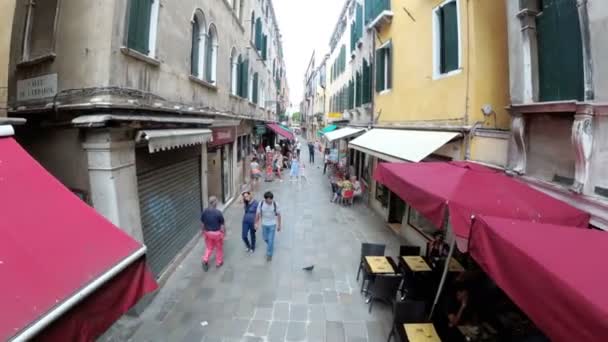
top-left (138, 157), bottom-right (202, 277)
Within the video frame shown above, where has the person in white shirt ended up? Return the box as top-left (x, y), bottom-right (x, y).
top-left (255, 191), bottom-right (282, 261)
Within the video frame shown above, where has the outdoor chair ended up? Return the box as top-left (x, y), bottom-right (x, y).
top-left (367, 273), bottom-right (403, 313)
top-left (399, 245), bottom-right (421, 256)
top-left (387, 300), bottom-right (428, 342)
top-left (357, 243), bottom-right (386, 294)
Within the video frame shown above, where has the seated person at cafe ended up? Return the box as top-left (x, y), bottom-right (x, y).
top-left (351, 176), bottom-right (362, 197)
top-left (332, 176), bottom-right (353, 203)
top-left (426, 231), bottom-right (449, 259)
top-left (437, 283), bottom-right (476, 341)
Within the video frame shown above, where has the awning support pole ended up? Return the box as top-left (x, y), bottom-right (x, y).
top-left (428, 235), bottom-right (457, 320)
top-left (11, 246), bottom-right (148, 342)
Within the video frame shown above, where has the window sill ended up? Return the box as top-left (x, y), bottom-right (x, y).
top-left (377, 89), bottom-right (392, 96)
top-left (229, 94), bottom-right (247, 101)
top-left (248, 101), bottom-right (257, 107)
top-left (433, 68), bottom-right (462, 80)
top-left (189, 75), bottom-right (218, 91)
top-left (17, 53), bottom-right (56, 68)
top-left (120, 47), bottom-right (160, 67)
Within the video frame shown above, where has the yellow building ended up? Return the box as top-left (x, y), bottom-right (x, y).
top-left (347, 0), bottom-right (511, 249)
top-left (0, 0), bottom-right (16, 117)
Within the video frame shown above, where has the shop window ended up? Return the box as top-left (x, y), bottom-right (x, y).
top-left (375, 183), bottom-right (389, 207)
top-left (433, 0), bottom-right (460, 76)
top-left (407, 206), bottom-right (441, 238)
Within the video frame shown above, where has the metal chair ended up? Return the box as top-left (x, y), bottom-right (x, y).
top-left (356, 243), bottom-right (386, 282)
top-left (387, 300), bottom-right (428, 342)
top-left (399, 245), bottom-right (421, 257)
top-left (367, 274), bottom-right (403, 313)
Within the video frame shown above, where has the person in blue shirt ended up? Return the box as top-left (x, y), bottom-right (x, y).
top-left (241, 191), bottom-right (258, 253)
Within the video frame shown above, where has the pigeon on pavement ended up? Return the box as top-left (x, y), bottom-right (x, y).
top-left (302, 265), bottom-right (314, 271)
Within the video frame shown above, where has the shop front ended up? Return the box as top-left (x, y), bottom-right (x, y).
top-left (207, 126), bottom-right (236, 206)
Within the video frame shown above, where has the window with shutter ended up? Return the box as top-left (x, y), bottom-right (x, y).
top-left (375, 48), bottom-right (385, 92)
top-left (255, 18), bottom-right (263, 51)
top-left (241, 59), bottom-right (249, 98)
top-left (191, 19), bottom-right (199, 76)
top-left (362, 59), bottom-right (371, 104)
top-left (262, 35), bottom-right (268, 60)
top-left (127, 0), bottom-right (153, 55)
top-left (536, 0), bottom-right (584, 101)
top-left (356, 71), bottom-right (362, 107)
top-left (386, 45), bottom-right (392, 89)
top-left (438, 1), bottom-right (459, 74)
top-left (253, 73), bottom-right (259, 104)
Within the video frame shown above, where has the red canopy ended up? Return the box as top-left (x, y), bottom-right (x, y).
top-left (0, 137), bottom-right (157, 341)
top-left (374, 161), bottom-right (589, 248)
top-left (266, 123), bottom-right (295, 141)
top-left (469, 216), bottom-right (608, 342)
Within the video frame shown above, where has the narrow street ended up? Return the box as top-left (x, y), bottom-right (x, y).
top-left (102, 147), bottom-right (405, 342)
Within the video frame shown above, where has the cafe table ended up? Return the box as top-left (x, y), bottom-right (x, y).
top-left (403, 323), bottom-right (442, 342)
top-left (364, 256), bottom-right (397, 274)
top-left (447, 258), bottom-right (465, 272)
top-left (402, 256), bottom-right (432, 272)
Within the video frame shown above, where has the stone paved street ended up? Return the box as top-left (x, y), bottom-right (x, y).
top-left (102, 146), bottom-right (406, 342)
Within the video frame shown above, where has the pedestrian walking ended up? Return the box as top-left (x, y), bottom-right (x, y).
top-left (289, 155), bottom-right (300, 182)
top-left (200, 196), bottom-right (225, 271)
top-left (323, 149), bottom-right (331, 175)
top-left (307, 142), bottom-right (315, 164)
top-left (296, 141), bottom-right (302, 158)
top-left (241, 191), bottom-right (258, 253)
top-left (255, 191), bottom-right (282, 261)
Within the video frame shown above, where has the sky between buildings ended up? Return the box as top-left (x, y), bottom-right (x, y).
top-left (273, 0), bottom-right (345, 114)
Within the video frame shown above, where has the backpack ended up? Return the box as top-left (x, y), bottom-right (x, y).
top-left (258, 200), bottom-right (278, 216)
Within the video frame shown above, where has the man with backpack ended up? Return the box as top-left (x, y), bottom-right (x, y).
top-left (255, 191), bottom-right (282, 261)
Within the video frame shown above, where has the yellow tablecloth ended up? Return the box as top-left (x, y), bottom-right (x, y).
top-left (402, 256), bottom-right (432, 272)
top-left (448, 258), bottom-right (465, 272)
top-left (365, 256), bottom-right (395, 274)
top-left (403, 323), bottom-right (441, 342)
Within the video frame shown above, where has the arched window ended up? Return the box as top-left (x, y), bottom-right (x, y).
top-left (250, 12), bottom-right (255, 42)
top-left (191, 10), bottom-right (207, 78)
top-left (205, 24), bottom-right (218, 83)
top-left (230, 48), bottom-right (238, 95)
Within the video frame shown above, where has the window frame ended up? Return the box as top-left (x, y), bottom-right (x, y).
top-left (190, 10), bottom-right (207, 80)
top-left (432, 0), bottom-right (462, 79)
top-left (125, 0), bottom-right (160, 58)
top-left (205, 23), bottom-right (219, 84)
top-left (375, 40), bottom-right (392, 93)
top-left (230, 48), bottom-right (239, 95)
top-left (21, 0), bottom-right (62, 63)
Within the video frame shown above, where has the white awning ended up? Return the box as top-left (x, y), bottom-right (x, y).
top-left (136, 129), bottom-right (213, 153)
top-left (324, 127), bottom-right (366, 142)
top-left (348, 129), bottom-right (461, 162)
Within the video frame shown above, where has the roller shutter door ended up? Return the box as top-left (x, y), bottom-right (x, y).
top-left (138, 157), bottom-right (202, 276)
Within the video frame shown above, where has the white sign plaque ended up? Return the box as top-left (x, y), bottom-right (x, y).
top-left (17, 74), bottom-right (58, 101)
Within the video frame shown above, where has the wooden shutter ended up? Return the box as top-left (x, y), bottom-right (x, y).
top-left (386, 45), bottom-right (392, 89)
top-left (205, 35), bottom-right (213, 81)
top-left (440, 2), bottom-right (459, 74)
top-left (356, 4), bottom-right (363, 41)
top-left (191, 20), bottom-right (199, 76)
top-left (255, 18), bottom-right (262, 51)
top-left (362, 59), bottom-right (371, 104)
top-left (356, 71), bottom-right (362, 107)
top-left (253, 73), bottom-right (259, 104)
top-left (375, 48), bottom-right (385, 92)
top-left (364, 0), bottom-right (372, 24)
top-left (241, 59), bottom-right (249, 97)
top-left (127, 0), bottom-right (153, 54)
top-left (537, 0), bottom-right (584, 101)
top-left (262, 35), bottom-right (268, 60)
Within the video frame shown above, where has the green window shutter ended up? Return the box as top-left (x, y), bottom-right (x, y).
top-left (537, 0), bottom-right (584, 101)
top-left (350, 23), bottom-right (356, 52)
top-left (348, 80), bottom-right (354, 109)
top-left (356, 71), bottom-right (362, 107)
top-left (262, 35), bottom-right (268, 60)
top-left (253, 73), bottom-right (259, 104)
top-left (362, 59), bottom-right (371, 104)
top-left (364, 0), bottom-right (372, 24)
top-left (241, 59), bottom-right (249, 97)
top-left (205, 35), bottom-right (213, 81)
top-left (191, 20), bottom-right (199, 76)
top-left (255, 18), bottom-right (262, 51)
top-left (440, 2), bottom-right (459, 74)
top-left (127, 0), bottom-right (152, 54)
top-left (375, 48), bottom-right (385, 92)
top-left (386, 45), bottom-right (392, 89)
top-left (356, 4), bottom-right (363, 41)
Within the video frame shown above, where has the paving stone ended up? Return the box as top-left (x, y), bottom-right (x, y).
top-left (273, 302), bottom-right (290, 321)
top-left (253, 308), bottom-right (273, 321)
top-left (308, 293), bottom-right (324, 304)
top-left (247, 320), bottom-right (270, 338)
top-left (290, 304), bottom-right (309, 321)
top-left (286, 321), bottom-right (307, 341)
top-left (326, 321), bottom-right (346, 342)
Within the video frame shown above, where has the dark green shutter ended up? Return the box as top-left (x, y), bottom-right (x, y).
top-left (252, 73), bottom-right (258, 104)
top-left (262, 35), bottom-right (268, 60)
top-left (205, 35), bottom-right (213, 81)
top-left (362, 59), bottom-right (371, 104)
top-left (440, 2), bottom-right (459, 74)
top-left (375, 49), bottom-right (385, 92)
top-left (356, 71), bottom-right (362, 107)
top-left (241, 59), bottom-right (249, 98)
top-left (255, 18), bottom-right (262, 51)
top-left (537, 0), bottom-right (584, 101)
top-left (350, 23), bottom-right (356, 52)
top-left (191, 20), bottom-right (199, 76)
top-left (387, 45), bottom-right (392, 89)
top-left (356, 4), bottom-right (363, 41)
top-left (127, 0), bottom-right (152, 54)
top-left (348, 79), bottom-right (354, 109)
top-left (364, 0), bottom-right (372, 23)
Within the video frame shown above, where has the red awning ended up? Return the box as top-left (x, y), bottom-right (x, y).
top-left (0, 137), bottom-right (157, 341)
top-left (266, 123), bottom-right (295, 141)
top-left (373, 161), bottom-right (589, 249)
top-left (469, 216), bottom-right (608, 342)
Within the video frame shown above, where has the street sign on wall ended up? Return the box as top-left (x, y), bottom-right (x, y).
top-left (328, 112), bottom-right (343, 119)
top-left (17, 74), bottom-right (58, 101)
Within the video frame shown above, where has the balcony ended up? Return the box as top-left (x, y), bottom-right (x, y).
top-left (366, 0), bottom-right (393, 30)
